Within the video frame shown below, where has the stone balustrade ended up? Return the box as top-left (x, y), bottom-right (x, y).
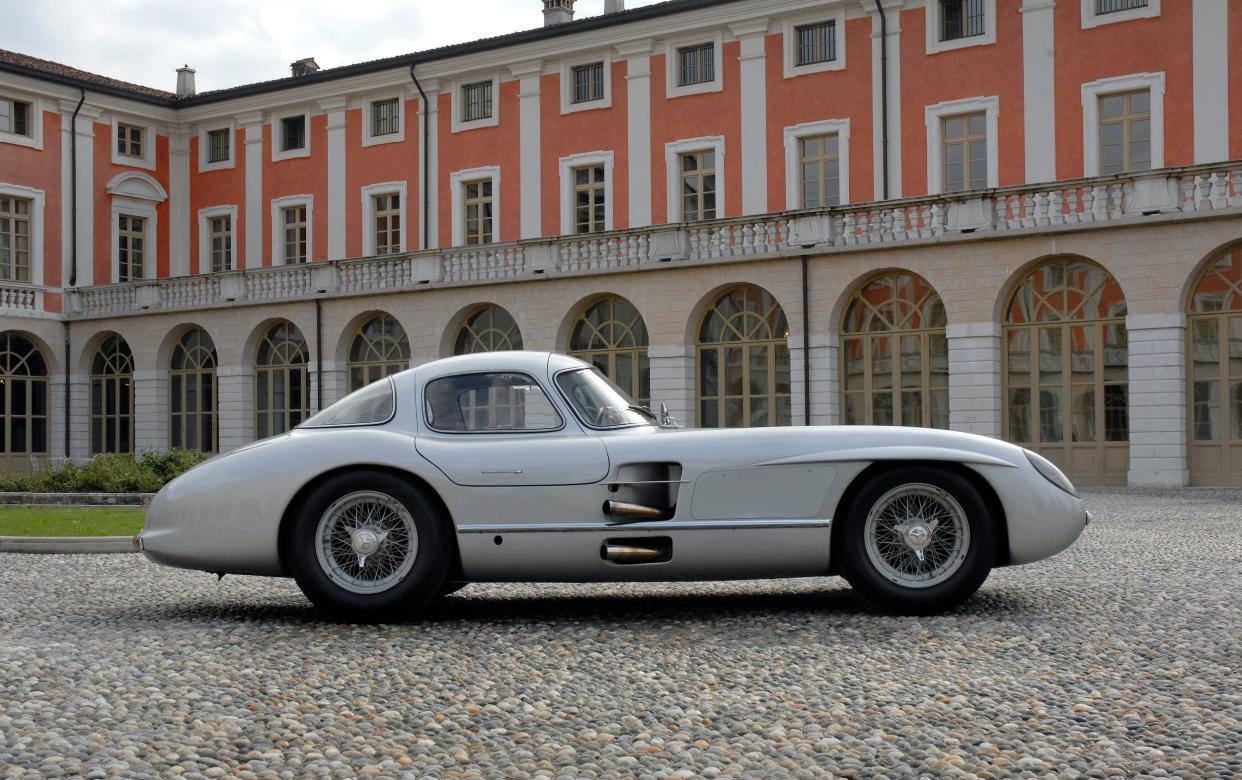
top-left (60, 162), bottom-right (1242, 319)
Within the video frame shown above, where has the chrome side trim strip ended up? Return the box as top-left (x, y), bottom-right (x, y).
top-left (457, 518), bottom-right (833, 534)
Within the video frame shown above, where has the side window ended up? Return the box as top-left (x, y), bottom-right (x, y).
top-left (425, 372), bottom-right (562, 433)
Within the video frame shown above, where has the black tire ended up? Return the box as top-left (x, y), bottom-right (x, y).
top-left (837, 466), bottom-right (995, 615)
top-left (286, 470), bottom-right (450, 622)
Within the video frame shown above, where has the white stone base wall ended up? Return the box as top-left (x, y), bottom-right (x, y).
top-left (1126, 314), bottom-right (1189, 487)
top-left (947, 322), bottom-right (1003, 438)
top-left (648, 344), bottom-right (694, 428)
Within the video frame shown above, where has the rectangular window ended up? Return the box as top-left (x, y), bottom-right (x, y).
top-left (462, 180), bottom-right (494, 246)
top-left (207, 128), bottom-right (230, 164)
top-left (117, 123), bottom-right (144, 159)
top-left (462, 81), bottom-right (493, 122)
top-left (282, 205), bottom-right (307, 264)
top-left (209, 215), bottom-right (232, 272)
top-left (573, 165), bottom-right (606, 234)
top-left (373, 193), bottom-right (401, 255)
top-left (799, 134), bottom-right (840, 208)
top-left (678, 43), bottom-right (715, 87)
top-left (942, 111), bottom-right (988, 192)
top-left (940, 0), bottom-right (986, 41)
top-left (572, 63), bottom-right (605, 104)
top-left (1099, 89), bottom-right (1151, 175)
top-left (1097, 0), bottom-right (1147, 13)
top-left (679, 150), bottom-right (717, 222)
top-left (0, 196), bottom-right (32, 283)
top-left (796, 21), bottom-right (837, 66)
top-left (0, 98), bottom-right (31, 137)
top-left (117, 214), bottom-right (145, 282)
top-left (280, 116), bottom-right (306, 152)
top-left (372, 98), bottom-right (400, 137)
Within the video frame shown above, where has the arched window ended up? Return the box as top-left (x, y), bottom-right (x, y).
top-left (453, 305), bottom-right (523, 354)
top-left (348, 313), bottom-right (410, 391)
top-left (170, 327), bottom-right (217, 452)
top-left (255, 322), bottom-right (310, 438)
top-left (1188, 245), bottom-right (1242, 485)
top-left (0, 332), bottom-right (48, 472)
top-left (696, 285), bottom-right (791, 428)
top-left (841, 272), bottom-right (948, 428)
top-left (1004, 258), bottom-right (1128, 485)
top-left (90, 335), bottom-right (134, 454)
top-left (569, 295), bottom-right (650, 405)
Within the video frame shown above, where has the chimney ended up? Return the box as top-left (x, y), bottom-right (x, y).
top-left (291, 58), bottom-right (320, 77)
top-left (604, 0), bottom-right (625, 12)
top-left (542, 0), bottom-right (574, 26)
top-left (176, 65), bottom-right (196, 98)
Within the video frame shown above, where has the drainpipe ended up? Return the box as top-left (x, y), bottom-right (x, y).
top-left (65, 88), bottom-right (85, 459)
top-left (315, 299), bottom-right (324, 409)
top-left (801, 256), bottom-right (811, 427)
top-left (409, 65), bottom-right (431, 250)
top-left (874, 1), bottom-right (890, 200)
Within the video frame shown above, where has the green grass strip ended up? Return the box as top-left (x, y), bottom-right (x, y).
top-left (0, 507), bottom-right (146, 538)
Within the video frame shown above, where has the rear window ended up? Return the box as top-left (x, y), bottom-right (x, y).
top-left (301, 378), bottom-right (395, 428)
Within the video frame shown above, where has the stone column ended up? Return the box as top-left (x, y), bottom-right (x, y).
top-left (619, 40), bottom-right (653, 228)
top-left (240, 113), bottom-right (264, 269)
top-left (320, 97), bottom-right (349, 260)
top-left (732, 20), bottom-right (769, 215)
top-left (788, 333), bottom-right (837, 426)
top-left (133, 369), bottom-right (168, 452)
top-left (512, 62), bottom-right (543, 239)
top-left (67, 372), bottom-right (90, 459)
top-left (948, 322), bottom-right (1003, 438)
top-left (1126, 313), bottom-right (1189, 486)
top-left (216, 365), bottom-right (251, 453)
top-left (648, 344), bottom-right (694, 428)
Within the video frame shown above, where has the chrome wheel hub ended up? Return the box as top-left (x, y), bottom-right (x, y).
top-left (863, 484), bottom-right (970, 588)
top-left (314, 491), bottom-right (418, 595)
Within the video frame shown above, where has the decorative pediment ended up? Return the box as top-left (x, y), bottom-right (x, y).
top-left (106, 172), bottom-right (168, 203)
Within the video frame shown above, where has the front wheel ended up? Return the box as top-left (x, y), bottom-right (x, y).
top-left (287, 471), bottom-right (450, 621)
top-left (837, 467), bottom-right (995, 615)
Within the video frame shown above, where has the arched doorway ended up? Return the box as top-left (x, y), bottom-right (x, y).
top-left (453, 305), bottom-right (523, 354)
top-left (1188, 245), bottom-right (1242, 485)
top-left (0, 332), bottom-right (48, 473)
top-left (255, 321), bottom-right (310, 438)
top-left (90, 334), bottom-right (134, 454)
top-left (347, 313), bottom-right (410, 392)
top-left (696, 285), bottom-right (791, 428)
top-left (169, 327), bottom-right (218, 452)
top-left (1003, 258), bottom-right (1129, 485)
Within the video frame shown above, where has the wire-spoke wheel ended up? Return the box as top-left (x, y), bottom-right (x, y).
top-left (863, 484), bottom-right (969, 589)
top-left (838, 467), bottom-right (995, 615)
top-left (287, 471), bottom-right (450, 621)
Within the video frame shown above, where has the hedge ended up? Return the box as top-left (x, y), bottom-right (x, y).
top-left (0, 450), bottom-right (212, 494)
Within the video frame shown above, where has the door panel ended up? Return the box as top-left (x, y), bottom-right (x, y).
top-left (416, 433), bottom-right (609, 487)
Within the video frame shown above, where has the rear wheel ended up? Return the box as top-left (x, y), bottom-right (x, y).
top-left (287, 471), bottom-right (450, 621)
top-left (838, 467), bottom-right (995, 615)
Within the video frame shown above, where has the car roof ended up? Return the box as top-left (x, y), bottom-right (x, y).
top-left (409, 351), bottom-right (590, 383)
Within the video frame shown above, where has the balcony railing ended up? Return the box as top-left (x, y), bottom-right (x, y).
top-left (64, 163), bottom-right (1242, 319)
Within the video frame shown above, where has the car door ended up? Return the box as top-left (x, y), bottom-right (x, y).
top-left (414, 369), bottom-right (609, 487)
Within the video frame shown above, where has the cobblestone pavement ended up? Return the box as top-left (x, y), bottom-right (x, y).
top-left (1, 489), bottom-right (1240, 779)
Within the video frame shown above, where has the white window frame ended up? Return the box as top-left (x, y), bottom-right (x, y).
top-left (782, 8), bottom-right (848, 78)
top-left (924, 0), bottom-right (997, 55)
top-left (362, 93), bottom-right (406, 147)
top-left (1081, 0), bottom-right (1159, 29)
top-left (664, 136), bottom-right (726, 223)
top-left (924, 95), bottom-right (999, 195)
top-left (560, 53), bottom-right (614, 115)
top-left (0, 92), bottom-right (42, 150)
top-left (783, 119), bottom-right (851, 210)
top-left (665, 32), bottom-right (725, 99)
top-left (450, 166), bottom-right (501, 247)
top-left (451, 74), bottom-right (501, 133)
top-left (1081, 72), bottom-right (1165, 177)
top-left (198, 205), bottom-right (239, 274)
top-left (270, 194), bottom-right (314, 265)
top-left (558, 151), bottom-right (614, 235)
top-left (111, 201), bottom-right (157, 283)
top-left (110, 115), bottom-right (156, 170)
top-left (271, 108), bottom-right (312, 162)
top-left (360, 181), bottom-right (408, 256)
top-left (198, 122), bottom-right (236, 172)
top-left (0, 182), bottom-right (44, 287)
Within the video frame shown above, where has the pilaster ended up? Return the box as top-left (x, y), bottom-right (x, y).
top-left (619, 40), bottom-right (653, 228)
top-left (417, 80), bottom-right (441, 250)
top-left (1191, 0), bottom-right (1229, 164)
top-left (320, 96), bottom-right (349, 261)
top-left (1021, 0), bottom-right (1057, 182)
top-left (512, 62), bottom-right (544, 240)
top-left (648, 343), bottom-right (694, 428)
top-left (947, 321), bottom-right (1003, 438)
top-left (869, 1), bottom-right (903, 199)
top-left (133, 369), bottom-right (168, 452)
top-left (240, 113), bottom-right (264, 270)
top-left (68, 373), bottom-right (90, 459)
top-left (216, 365), bottom-right (252, 453)
top-left (168, 128), bottom-right (192, 276)
top-left (1126, 313), bottom-right (1189, 487)
top-left (731, 20), bottom-right (769, 216)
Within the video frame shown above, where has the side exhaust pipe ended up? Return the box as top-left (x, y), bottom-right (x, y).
top-left (602, 544), bottom-right (665, 563)
top-left (602, 500), bottom-right (663, 520)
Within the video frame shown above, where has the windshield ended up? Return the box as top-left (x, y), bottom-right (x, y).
top-left (555, 368), bottom-right (656, 429)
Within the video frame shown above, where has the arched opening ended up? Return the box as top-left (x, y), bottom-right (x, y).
top-left (453, 305), bottom-right (523, 355)
top-left (90, 334), bottom-right (134, 454)
top-left (255, 321), bottom-right (310, 438)
top-left (0, 332), bottom-right (48, 472)
top-left (568, 295), bottom-right (650, 405)
top-left (840, 271), bottom-right (948, 428)
top-left (347, 313), bottom-right (410, 392)
top-left (1003, 257), bottom-right (1129, 485)
top-left (696, 284), bottom-right (791, 428)
top-left (1187, 244), bottom-right (1242, 485)
top-left (169, 327), bottom-right (218, 452)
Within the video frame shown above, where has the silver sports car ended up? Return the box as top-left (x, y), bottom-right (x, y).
top-left (137, 351), bottom-right (1088, 619)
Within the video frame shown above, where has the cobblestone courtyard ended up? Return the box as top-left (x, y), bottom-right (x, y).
top-left (1, 489), bottom-right (1239, 778)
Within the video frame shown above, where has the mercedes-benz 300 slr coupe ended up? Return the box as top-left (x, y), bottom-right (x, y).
top-left (137, 351), bottom-right (1088, 619)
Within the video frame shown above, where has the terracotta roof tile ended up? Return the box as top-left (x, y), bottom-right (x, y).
top-left (0, 48), bottom-right (175, 101)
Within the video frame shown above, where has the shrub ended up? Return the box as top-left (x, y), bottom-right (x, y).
top-left (0, 450), bottom-right (212, 494)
